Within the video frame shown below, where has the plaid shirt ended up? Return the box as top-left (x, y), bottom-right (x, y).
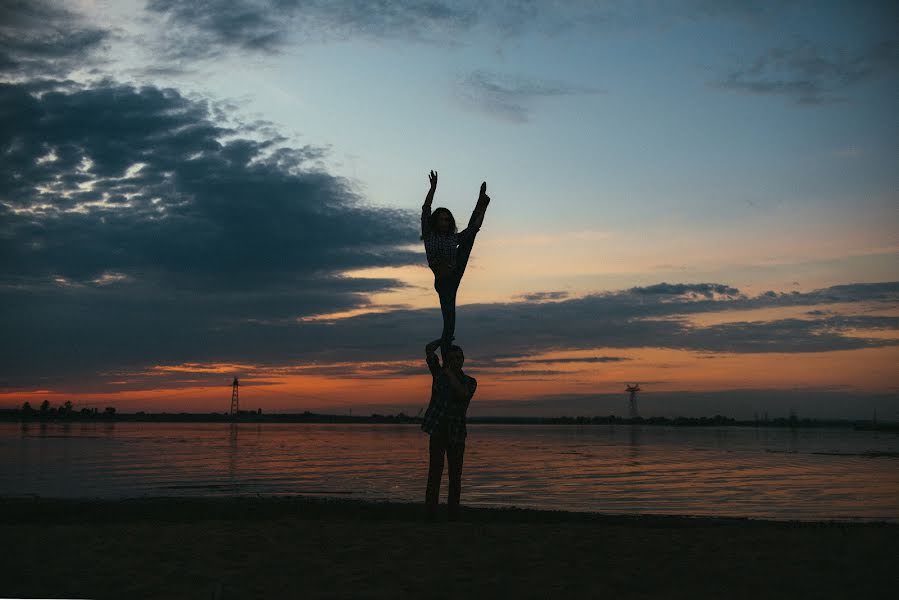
top-left (422, 230), bottom-right (463, 272)
top-left (421, 201), bottom-right (484, 274)
top-left (421, 351), bottom-right (476, 447)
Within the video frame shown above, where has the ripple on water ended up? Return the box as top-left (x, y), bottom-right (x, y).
top-left (2, 423), bottom-right (898, 521)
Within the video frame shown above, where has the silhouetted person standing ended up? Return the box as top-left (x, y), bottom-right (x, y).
top-left (421, 170), bottom-right (490, 359)
top-left (422, 338), bottom-right (477, 521)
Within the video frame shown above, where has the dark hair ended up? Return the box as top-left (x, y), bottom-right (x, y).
top-left (447, 345), bottom-right (464, 358)
top-left (429, 207), bottom-right (457, 235)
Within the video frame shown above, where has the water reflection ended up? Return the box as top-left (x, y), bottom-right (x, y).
top-left (2, 423), bottom-right (897, 521)
top-left (628, 425), bottom-right (641, 462)
top-left (789, 427), bottom-right (800, 454)
top-left (228, 423), bottom-right (238, 483)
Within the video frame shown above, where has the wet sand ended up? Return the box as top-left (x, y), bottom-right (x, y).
top-left (2, 496), bottom-right (896, 599)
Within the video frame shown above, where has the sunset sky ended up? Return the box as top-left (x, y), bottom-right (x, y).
top-left (1, 0), bottom-right (897, 418)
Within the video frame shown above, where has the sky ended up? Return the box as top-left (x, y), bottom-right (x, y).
top-left (1, 0), bottom-right (897, 418)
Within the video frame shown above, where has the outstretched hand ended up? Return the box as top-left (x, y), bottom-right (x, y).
top-left (429, 170), bottom-right (438, 190)
top-left (479, 181), bottom-right (490, 206)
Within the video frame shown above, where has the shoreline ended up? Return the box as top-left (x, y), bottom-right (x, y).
top-left (2, 494), bottom-right (898, 527)
top-left (3, 496), bottom-right (896, 599)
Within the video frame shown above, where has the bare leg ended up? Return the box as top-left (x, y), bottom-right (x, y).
top-left (437, 231), bottom-right (477, 358)
top-left (455, 231), bottom-right (478, 278)
top-left (435, 277), bottom-right (458, 359)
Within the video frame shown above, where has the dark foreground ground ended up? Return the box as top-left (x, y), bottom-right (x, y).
top-left (2, 496), bottom-right (897, 599)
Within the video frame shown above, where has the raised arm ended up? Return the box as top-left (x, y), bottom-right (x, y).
top-left (458, 181), bottom-right (490, 242)
top-left (425, 337), bottom-right (442, 377)
top-left (421, 170), bottom-right (437, 239)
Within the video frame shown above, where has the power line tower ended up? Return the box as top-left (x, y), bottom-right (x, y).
top-left (626, 383), bottom-right (641, 419)
top-left (230, 377), bottom-right (239, 416)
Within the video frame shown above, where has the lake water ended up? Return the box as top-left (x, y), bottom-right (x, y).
top-left (2, 422), bottom-right (898, 521)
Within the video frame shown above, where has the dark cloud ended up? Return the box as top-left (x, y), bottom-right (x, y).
top-left (0, 79), bottom-right (421, 385)
top-left (800, 281), bottom-right (899, 303)
top-left (713, 39), bottom-right (899, 105)
top-left (4, 262), bottom-right (897, 393)
top-left (432, 282), bottom-right (899, 358)
top-left (0, 1), bottom-right (109, 79)
top-left (631, 282), bottom-right (742, 299)
top-left (673, 315), bottom-right (899, 354)
top-left (469, 389), bottom-right (899, 420)
top-left (455, 69), bottom-right (603, 122)
top-left (517, 290), bottom-right (570, 302)
top-left (0, 81), bottom-right (418, 286)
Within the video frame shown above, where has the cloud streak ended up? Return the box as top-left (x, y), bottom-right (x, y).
top-left (142, 0), bottom-right (794, 61)
top-left (455, 69), bottom-right (604, 122)
top-left (145, 0), bottom-right (481, 60)
top-left (3, 271), bottom-right (896, 392)
top-left (713, 39), bottom-right (899, 105)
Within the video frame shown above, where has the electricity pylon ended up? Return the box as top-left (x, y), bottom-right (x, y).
top-left (230, 377), bottom-right (239, 416)
top-left (626, 383), bottom-right (640, 419)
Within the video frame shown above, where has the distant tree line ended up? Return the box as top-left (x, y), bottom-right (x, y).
top-left (0, 404), bottom-right (892, 430)
top-left (468, 414), bottom-right (818, 427)
top-left (9, 400), bottom-right (117, 420)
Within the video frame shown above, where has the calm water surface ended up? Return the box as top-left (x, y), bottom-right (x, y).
top-left (2, 422), bottom-right (898, 521)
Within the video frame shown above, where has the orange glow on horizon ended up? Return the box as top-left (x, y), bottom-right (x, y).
top-left (2, 346), bottom-right (896, 413)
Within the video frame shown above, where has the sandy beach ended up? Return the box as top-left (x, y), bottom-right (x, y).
top-left (2, 496), bottom-right (896, 599)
